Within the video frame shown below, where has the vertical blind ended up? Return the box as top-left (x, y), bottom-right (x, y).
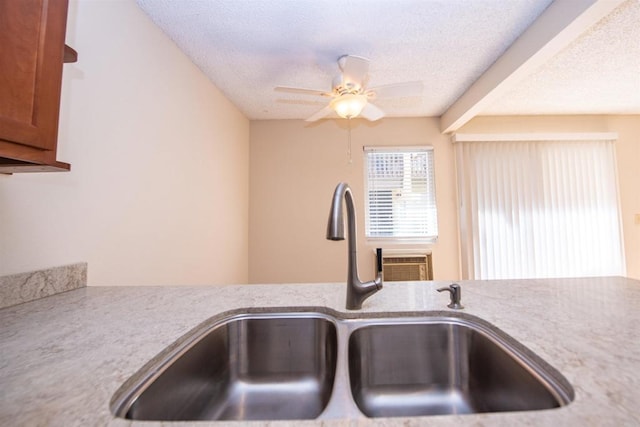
top-left (364, 146), bottom-right (438, 241)
top-left (455, 136), bottom-right (625, 280)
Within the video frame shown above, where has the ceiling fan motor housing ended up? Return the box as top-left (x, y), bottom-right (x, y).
top-left (332, 75), bottom-right (364, 95)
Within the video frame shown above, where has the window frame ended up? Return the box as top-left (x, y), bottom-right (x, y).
top-left (363, 145), bottom-right (438, 244)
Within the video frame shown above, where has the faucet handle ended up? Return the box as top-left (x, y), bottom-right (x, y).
top-left (376, 248), bottom-right (383, 274)
top-left (437, 283), bottom-right (464, 309)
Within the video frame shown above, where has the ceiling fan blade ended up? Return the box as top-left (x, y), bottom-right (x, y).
top-left (305, 105), bottom-right (334, 122)
top-left (360, 103), bottom-right (385, 121)
top-left (338, 55), bottom-right (370, 87)
top-left (274, 86), bottom-right (332, 97)
top-left (368, 81), bottom-right (424, 99)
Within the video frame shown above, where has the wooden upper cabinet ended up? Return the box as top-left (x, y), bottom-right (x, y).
top-left (0, 0), bottom-right (74, 173)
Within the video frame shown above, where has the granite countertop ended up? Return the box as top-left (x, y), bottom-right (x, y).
top-left (1, 277), bottom-right (639, 426)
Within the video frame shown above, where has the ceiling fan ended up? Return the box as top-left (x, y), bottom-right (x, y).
top-left (275, 55), bottom-right (424, 122)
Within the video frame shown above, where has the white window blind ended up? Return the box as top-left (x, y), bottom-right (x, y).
top-left (364, 146), bottom-right (438, 241)
top-left (455, 135), bottom-right (625, 280)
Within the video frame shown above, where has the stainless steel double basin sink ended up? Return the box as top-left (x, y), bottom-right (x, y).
top-left (110, 308), bottom-right (574, 421)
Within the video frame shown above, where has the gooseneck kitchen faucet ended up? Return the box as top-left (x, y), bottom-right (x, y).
top-left (326, 182), bottom-right (383, 310)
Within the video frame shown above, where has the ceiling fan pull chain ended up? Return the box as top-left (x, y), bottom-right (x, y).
top-left (347, 118), bottom-right (353, 164)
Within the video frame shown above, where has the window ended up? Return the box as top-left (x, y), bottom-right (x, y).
top-left (454, 133), bottom-right (625, 280)
top-left (364, 146), bottom-right (438, 242)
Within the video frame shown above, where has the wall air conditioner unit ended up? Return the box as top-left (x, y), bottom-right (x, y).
top-left (379, 252), bottom-right (433, 281)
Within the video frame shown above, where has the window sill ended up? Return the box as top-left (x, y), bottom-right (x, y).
top-left (366, 236), bottom-right (438, 245)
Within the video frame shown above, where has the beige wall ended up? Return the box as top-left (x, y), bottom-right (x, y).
top-left (249, 115), bottom-right (639, 284)
top-left (249, 118), bottom-right (461, 284)
top-left (0, 0), bottom-right (250, 285)
top-left (459, 115), bottom-right (640, 279)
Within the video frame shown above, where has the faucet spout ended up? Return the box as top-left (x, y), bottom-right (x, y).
top-left (327, 182), bottom-right (383, 310)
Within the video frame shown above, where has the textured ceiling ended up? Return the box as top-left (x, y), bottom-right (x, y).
top-left (135, 0), bottom-right (640, 122)
top-left (483, 0), bottom-right (640, 115)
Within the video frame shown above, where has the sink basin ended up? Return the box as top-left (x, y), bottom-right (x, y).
top-left (114, 312), bottom-right (338, 421)
top-left (348, 318), bottom-right (572, 417)
top-left (111, 309), bottom-right (573, 421)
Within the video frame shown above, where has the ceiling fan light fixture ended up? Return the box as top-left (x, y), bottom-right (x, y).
top-left (277, 56), bottom-right (419, 122)
top-left (331, 94), bottom-right (367, 119)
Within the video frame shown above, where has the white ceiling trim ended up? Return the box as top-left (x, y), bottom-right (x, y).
top-left (451, 132), bottom-right (619, 142)
top-left (440, 0), bottom-right (627, 134)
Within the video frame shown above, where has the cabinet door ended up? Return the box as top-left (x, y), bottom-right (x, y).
top-left (0, 0), bottom-right (69, 153)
